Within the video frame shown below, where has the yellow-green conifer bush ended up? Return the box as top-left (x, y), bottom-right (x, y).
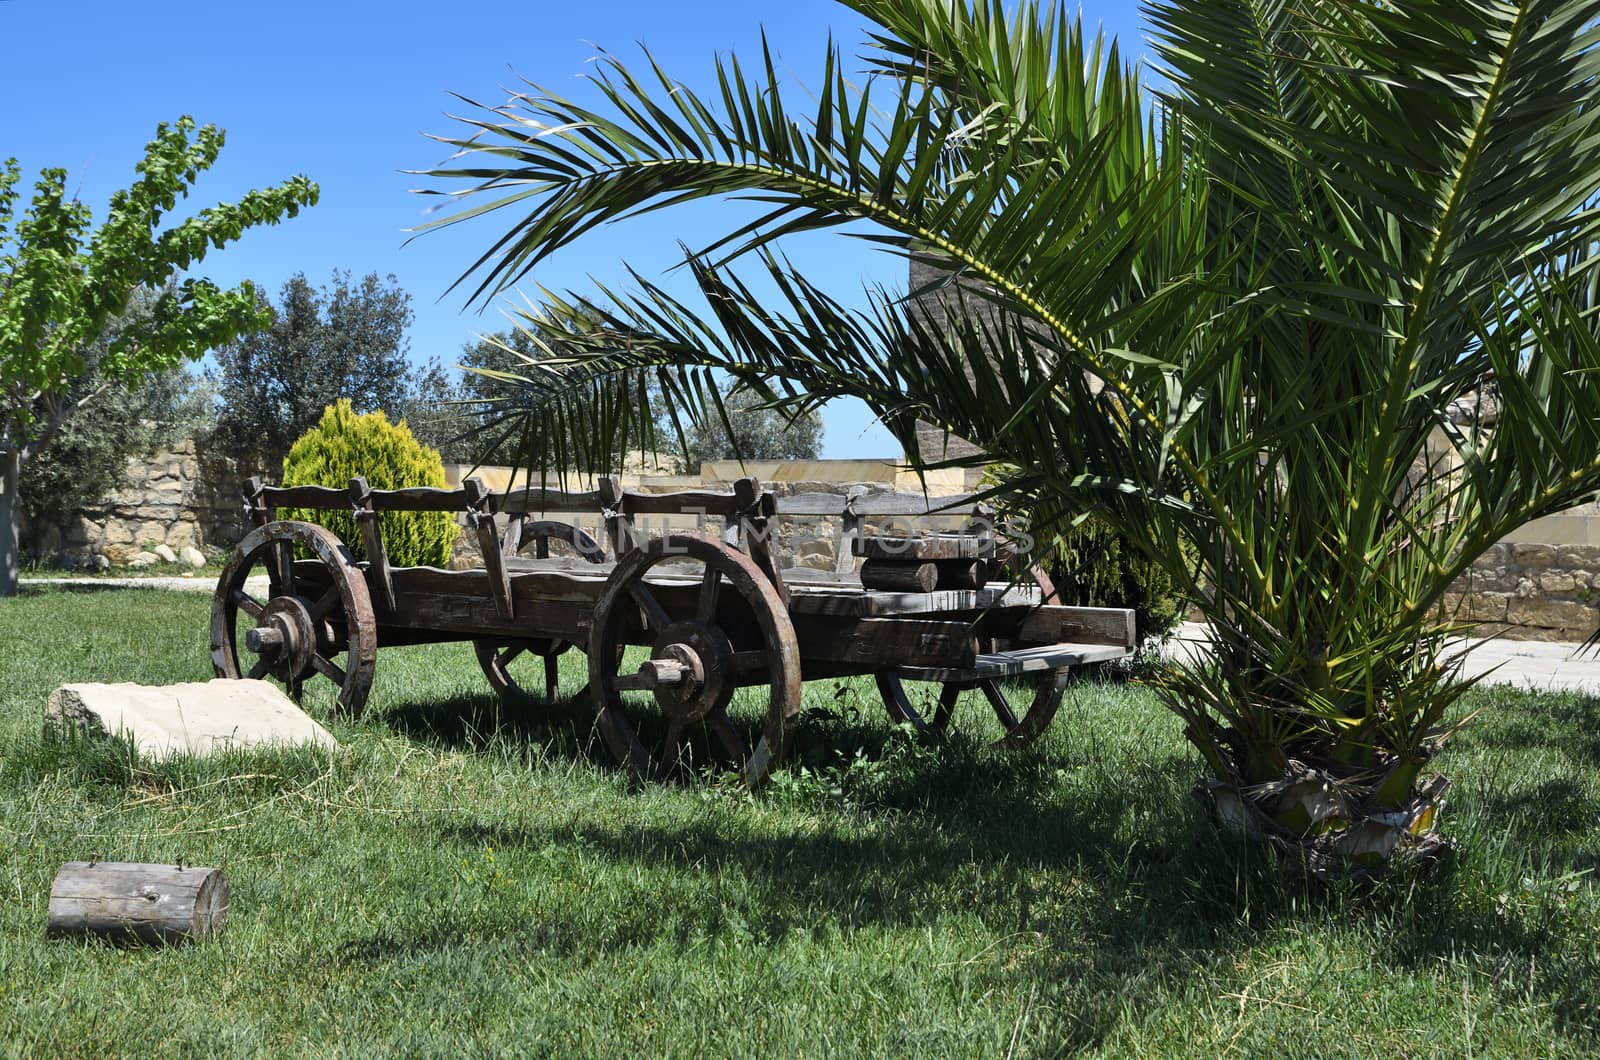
top-left (280, 400), bottom-right (457, 567)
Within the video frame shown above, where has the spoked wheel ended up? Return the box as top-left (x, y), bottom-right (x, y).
top-left (874, 669), bottom-right (1073, 747)
top-left (473, 520), bottom-right (607, 702)
top-left (588, 535), bottom-right (801, 787)
top-left (211, 520), bottom-right (377, 717)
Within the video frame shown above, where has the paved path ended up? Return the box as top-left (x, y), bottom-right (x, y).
top-left (21, 575), bottom-right (269, 593)
top-left (1168, 622), bottom-right (1600, 697)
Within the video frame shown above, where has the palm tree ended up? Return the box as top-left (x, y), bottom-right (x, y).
top-left (416, 0), bottom-right (1600, 877)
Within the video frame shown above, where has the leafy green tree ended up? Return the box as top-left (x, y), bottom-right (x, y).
top-left (19, 287), bottom-right (216, 556)
top-left (0, 117), bottom-right (317, 595)
top-left (209, 271), bottom-right (424, 471)
top-left (683, 388), bottom-right (823, 473)
top-left (417, 0), bottom-right (1600, 876)
top-left (409, 325), bottom-right (676, 471)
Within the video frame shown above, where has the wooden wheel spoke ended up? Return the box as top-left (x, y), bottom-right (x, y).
top-left (935, 683), bottom-right (963, 731)
top-left (630, 584), bottom-right (672, 632)
top-left (310, 654), bottom-right (347, 684)
top-left (278, 542), bottom-right (296, 598)
top-left (246, 658), bottom-right (271, 681)
top-left (232, 589), bottom-right (266, 619)
top-left (498, 643), bottom-right (528, 669)
top-left (659, 721), bottom-right (688, 773)
top-left (980, 679), bottom-right (1020, 730)
top-left (707, 710), bottom-right (748, 763)
top-left (544, 654), bottom-right (559, 701)
top-left (696, 566), bottom-right (721, 622)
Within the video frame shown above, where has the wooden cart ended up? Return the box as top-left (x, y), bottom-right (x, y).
top-left (210, 475), bottom-right (1135, 786)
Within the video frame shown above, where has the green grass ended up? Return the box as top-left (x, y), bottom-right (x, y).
top-left (3, 586), bottom-right (1600, 1056)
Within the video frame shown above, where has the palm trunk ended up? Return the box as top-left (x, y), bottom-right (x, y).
top-left (0, 446), bottom-right (18, 598)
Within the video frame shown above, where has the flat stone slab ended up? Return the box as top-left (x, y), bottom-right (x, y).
top-left (46, 680), bottom-right (338, 759)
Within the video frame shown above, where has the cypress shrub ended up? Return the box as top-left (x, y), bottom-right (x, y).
top-left (1038, 514), bottom-right (1188, 643)
top-left (280, 400), bottom-right (458, 567)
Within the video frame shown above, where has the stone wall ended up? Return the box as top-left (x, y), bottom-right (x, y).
top-left (26, 439), bottom-right (247, 568)
top-left (1445, 506), bottom-right (1600, 640)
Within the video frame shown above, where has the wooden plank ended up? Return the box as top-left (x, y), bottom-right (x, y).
top-left (774, 492), bottom-right (851, 516)
top-left (261, 484), bottom-right (349, 511)
top-left (497, 487), bottom-right (604, 516)
top-left (785, 584), bottom-right (1036, 618)
top-left (893, 642), bottom-right (1130, 682)
top-left (1015, 605), bottom-right (1137, 649)
top-left (849, 492), bottom-right (988, 516)
top-left (47, 862), bottom-right (228, 945)
top-left (854, 533), bottom-right (991, 560)
top-left (369, 486), bottom-right (472, 512)
top-left (791, 616), bottom-right (978, 669)
top-left (622, 488), bottom-right (744, 516)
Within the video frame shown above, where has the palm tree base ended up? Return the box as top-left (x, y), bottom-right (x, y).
top-left (1192, 760), bottom-right (1452, 881)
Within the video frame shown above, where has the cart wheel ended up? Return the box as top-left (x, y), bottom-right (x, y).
top-left (211, 520), bottom-right (378, 717)
top-left (473, 520), bottom-right (606, 702)
top-left (589, 535), bottom-right (801, 787)
top-left (874, 668), bottom-right (1072, 748)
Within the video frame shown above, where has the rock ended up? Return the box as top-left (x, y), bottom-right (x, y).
top-left (796, 539), bottom-right (836, 570)
top-left (1512, 543), bottom-right (1557, 570)
top-left (127, 550), bottom-right (160, 568)
top-left (93, 554), bottom-right (110, 571)
top-left (180, 546), bottom-right (207, 568)
top-left (1507, 597), bottom-right (1598, 636)
top-left (45, 680), bottom-right (339, 760)
top-left (154, 544), bottom-right (177, 564)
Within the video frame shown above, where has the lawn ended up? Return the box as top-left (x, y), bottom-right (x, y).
top-left (3, 587), bottom-right (1600, 1056)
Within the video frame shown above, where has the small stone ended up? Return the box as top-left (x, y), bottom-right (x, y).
top-left (180, 546), bottom-right (207, 568)
top-left (45, 680), bottom-right (339, 760)
top-left (1512, 543), bottom-right (1557, 570)
top-left (93, 554), bottom-right (110, 571)
top-left (153, 544), bottom-right (177, 564)
top-left (127, 550), bottom-right (160, 568)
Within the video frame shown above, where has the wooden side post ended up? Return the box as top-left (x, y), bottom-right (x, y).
top-left (349, 477), bottom-right (396, 613)
top-left (47, 862), bottom-right (228, 945)
top-left (733, 477), bottom-right (789, 607)
top-left (600, 476), bottom-right (635, 557)
top-left (464, 477), bottom-right (514, 620)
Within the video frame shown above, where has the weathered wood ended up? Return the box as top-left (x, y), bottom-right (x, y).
top-left (791, 615), bottom-right (977, 669)
top-left (263, 482), bottom-right (474, 513)
top-left (622, 488), bottom-right (746, 517)
top-left (734, 477), bottom-right (790, 607)
top-left (774, 492), bottom-right (851, 516)
top-left (935, 560), bottom-right (988, 590)
top-left (855, 533), bottom-right (991, 561)
top-left (349, 477), bottom-right (396, 614)
top-left (892, 642), bottom-right (1130, 682)
top-left (462, 479), bottom-right (514, 619)
top-left (47, 862), bottom-right (228, 945)
top-left (600, 476), bottom-right (633, 557)
top-left (497, 486), bottom-right (604, 516)
top-left (859, 559), bottom-right (939, 593)
top-left (261, 483), bottom-right (349, 510)
top-left (848, 492), bottom-right (989, 516)
top-left (1015, 605), bottom-right (1138, 649)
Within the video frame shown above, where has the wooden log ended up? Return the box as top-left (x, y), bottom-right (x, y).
top-left (848, 492), bottom-right (988, 516)
top-left (860, 559), bottom-right (939, 592)
top-left (935, 559), bottom-right (988, 590)
top-left (47, 862), bottom-right (228, 945)
top-left (855, 533), bottom-right (991, 561)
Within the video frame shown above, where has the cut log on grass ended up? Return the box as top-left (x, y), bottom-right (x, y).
top-left (47, 862), bottom-right (228, 945)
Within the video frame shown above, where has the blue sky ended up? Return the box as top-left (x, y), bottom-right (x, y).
top-left (1, 0), bottom-right (1149, 459)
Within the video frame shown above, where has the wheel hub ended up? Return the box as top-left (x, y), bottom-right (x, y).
top-left (651, 620), bottom-right (734, 721)
top-left (247, 596), bottom-right (317, 680)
